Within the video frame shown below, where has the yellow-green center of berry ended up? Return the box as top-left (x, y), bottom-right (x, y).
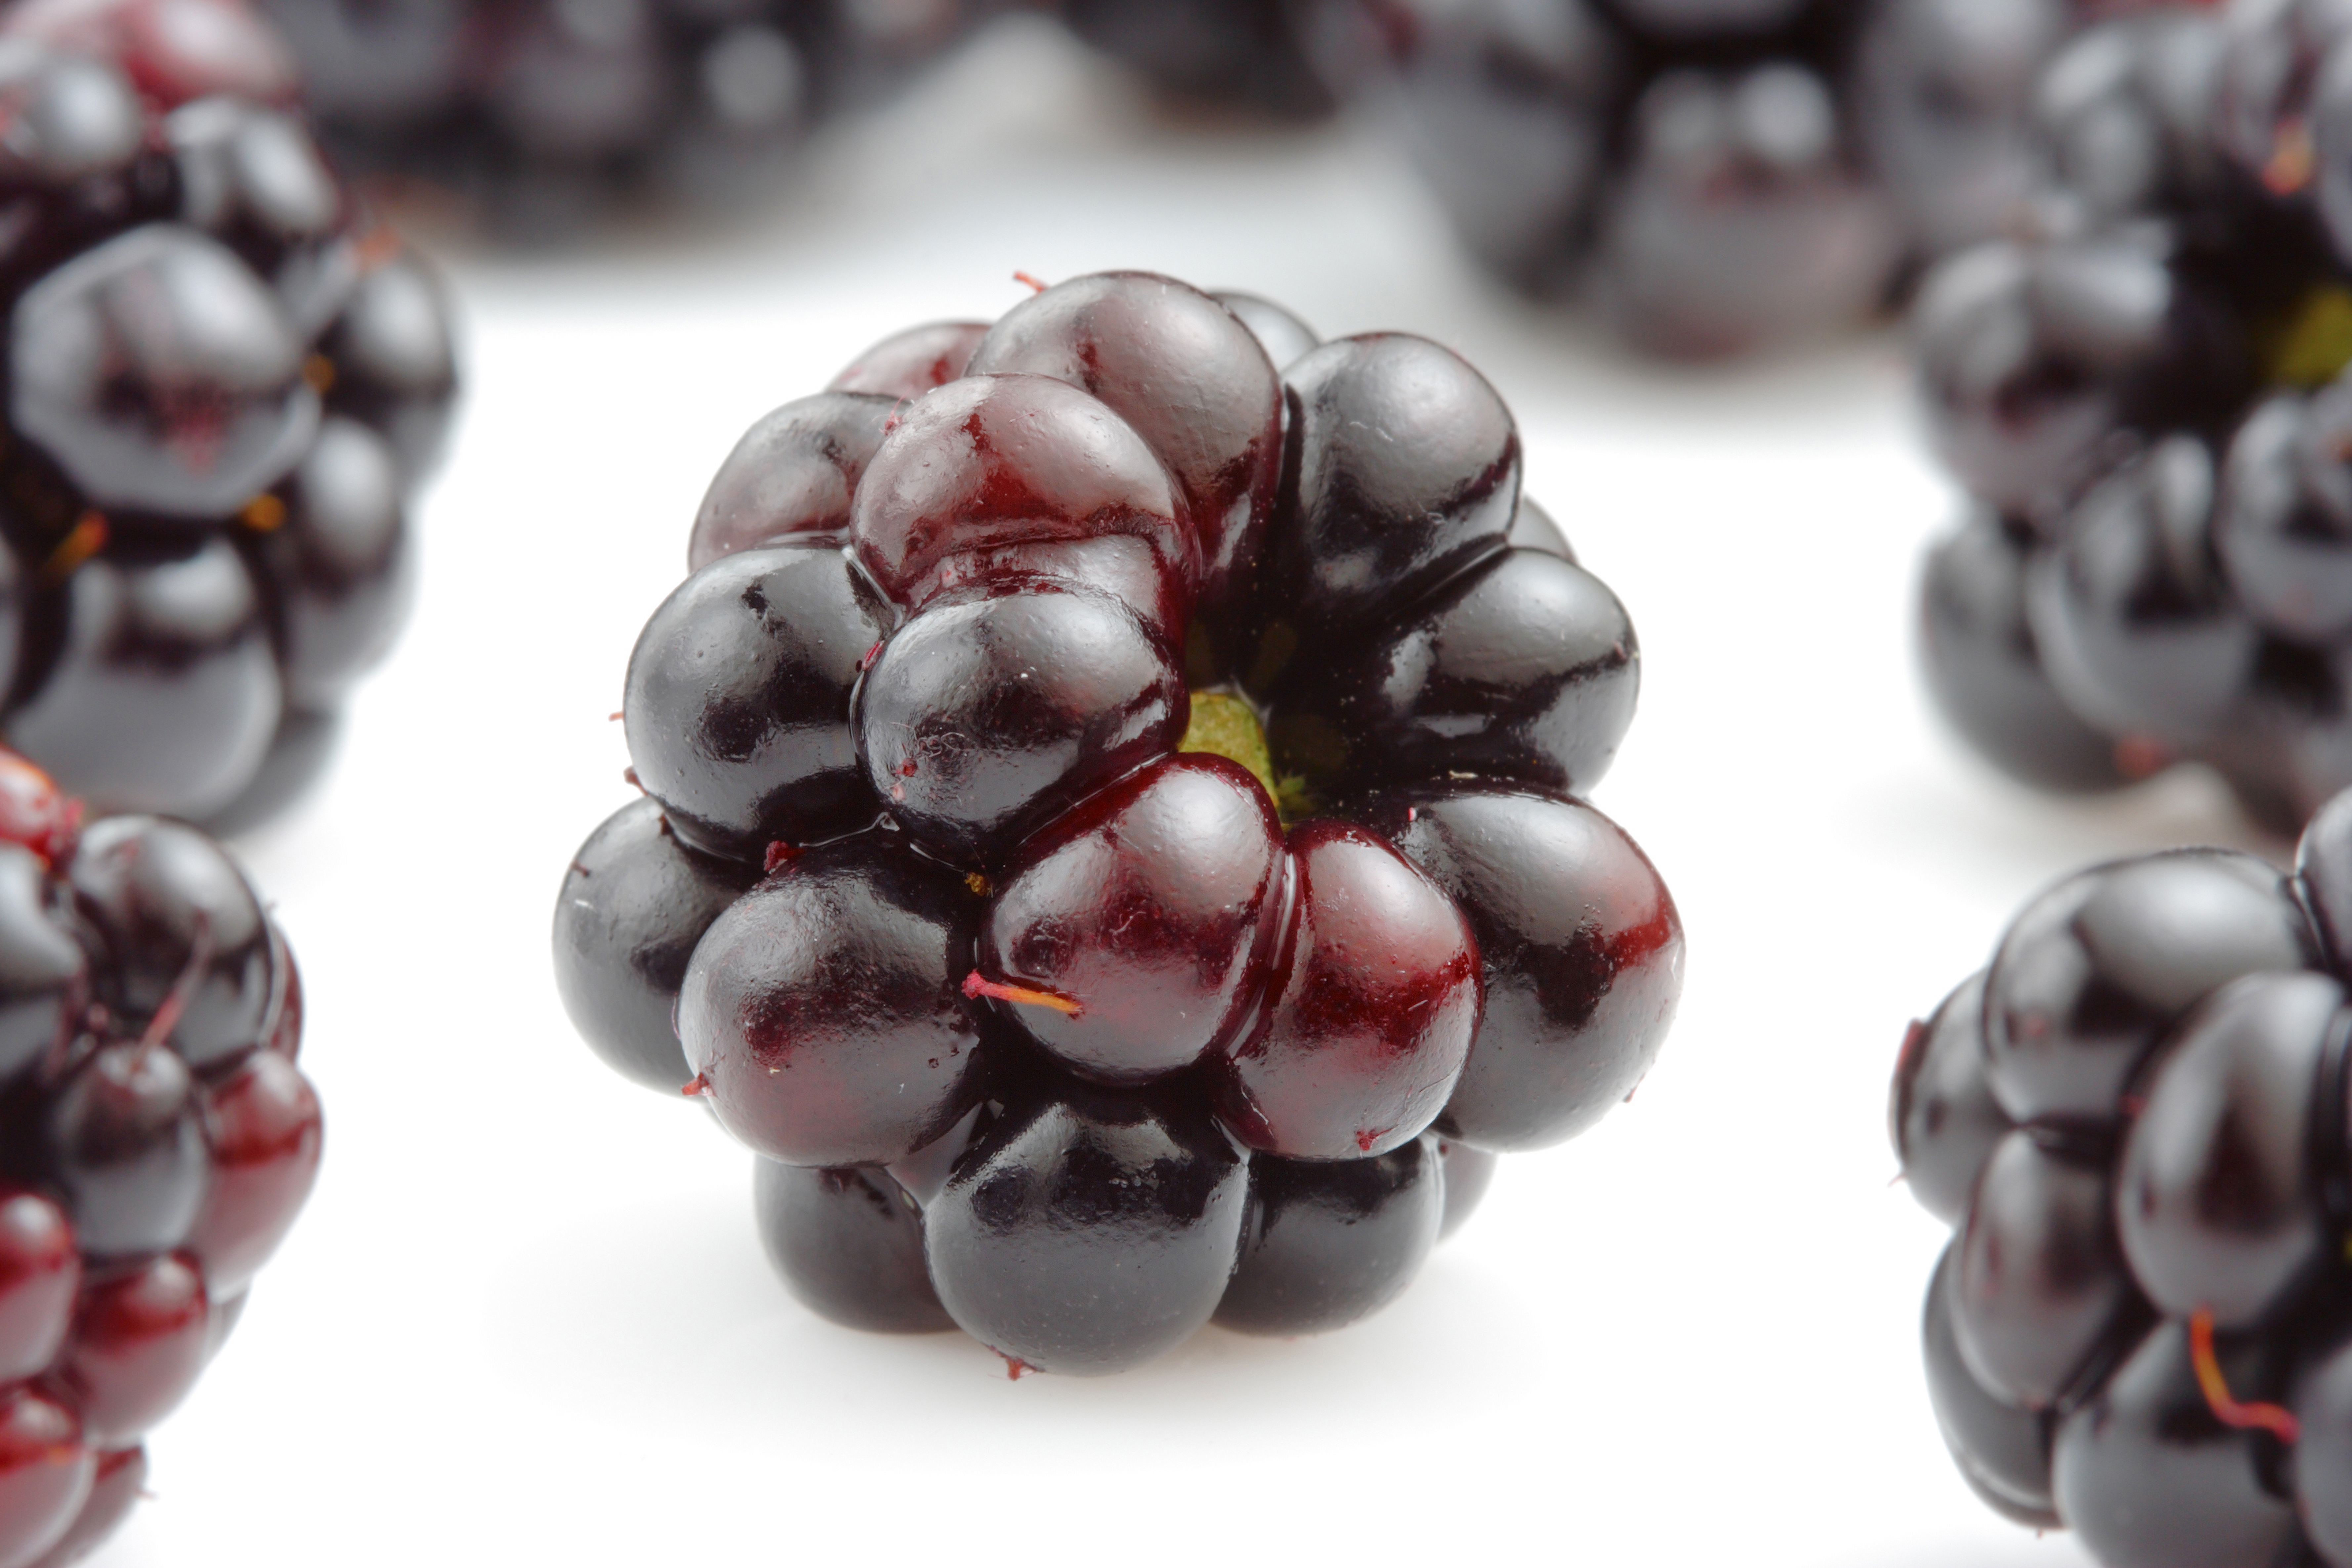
top-left (1179, 692), bottom-right (1318, 824)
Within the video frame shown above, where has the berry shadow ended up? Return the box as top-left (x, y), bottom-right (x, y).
top-left (481, 1174), bottom-right (1535, 1451)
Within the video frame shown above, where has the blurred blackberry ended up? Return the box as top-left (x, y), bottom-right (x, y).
top-left (0, 747), bottom-right (321, 1568)
top-left (1050, 0), bottom-right (1338, 117)
top-left (0, 0), bottom-right (456, 827)
top-left (1332, 0), bottom-right (2183, 357)
top-left (258, 0), bottom-right (982, 235)
top-left (1909, 0), bottom-right (2352, 833)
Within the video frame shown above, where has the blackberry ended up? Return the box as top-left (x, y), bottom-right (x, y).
top-left (1908, 0), bottom-right (2352, 832)
top-left (0, 0), bottom-right (455, 827)
top-left (0, 747), bottom-right (319, 1568)
top-left (554, 270), bottom-right (1683, 1375)
top-left (1886, 790), bottom-right (2352, 1562)
top-left (257, 0), bottom-right (981, 236)
top-left (1329, 0), bottom-right (2183, 357)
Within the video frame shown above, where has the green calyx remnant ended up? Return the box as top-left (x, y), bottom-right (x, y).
top-left (2268, 285), bottom-right (2352, 388)
top-left (1180, 692), bottom-right (1277, 796)
top-left (1179, 691), bottom-right (1319, 825)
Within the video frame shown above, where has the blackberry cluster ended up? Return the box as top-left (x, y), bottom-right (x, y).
top-left (0, 748), bottom-right (319, 1568)
top-left (1911, 0), bottom-right (2352, 834)
top-left (259, 0), bottom-right (980, 234)
top-left (0, 0), bottom-right (456, 828)
top-left (554, 271), bottom-right (1683, 1375)
top-left (1336, 0), bottom-right (2174, 358)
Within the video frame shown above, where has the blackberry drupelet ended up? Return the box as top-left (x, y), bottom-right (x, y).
top-left (1910, 0), bottom-right (2352, 833)
top-left (0, 747), bottom-right (320, 1568)
top-left (258, 0), bottom-right (981, 235)
top-left (1331, 0), bottom-right (2180, 357)
top-left (0, 0), bottom-right (455, 826)
top-left (554, 271), bottom-right (1684, 1375)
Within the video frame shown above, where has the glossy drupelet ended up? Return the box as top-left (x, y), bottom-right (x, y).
top-left (258, 0), bottom-right (981, 236)
top-left (556, 270), bottom-right (1683, 1375)
top-left (1888, 786), bottom-right (2352, 1565)
top-left (0, 748), bottom-right (319, 1568)
top-left (0, 0), bottom-right (455, 827)
top-left (1904, 0), bottom-right (2352, 831)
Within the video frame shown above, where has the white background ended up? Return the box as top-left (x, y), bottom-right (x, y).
top-left (78, 17), bottom-right (2284, 1567)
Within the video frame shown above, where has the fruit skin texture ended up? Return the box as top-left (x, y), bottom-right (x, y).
top-left (1212, 819), bottom-right (1480, 1161)
top-left (1912, 233), bottom-right (2243, 530)
top-left (853, 583), bottom-right (1189, 867)
top-left (23, 1443), bottom-right (141, 1568)
top-left (2027, 436), bottom-right (2260, 746)
top-left (1916, 509), bottom-right (2132, 795)
top-left (552, 797), bottom-right (757, 1094)
top-left (978, 753), bottom-right (1282, 1086)
top-left (1893, 791), bottom-right (2352, 1562)
top-left (1950, 1130), bottom-right (2135, 1412)
top-left (676, 838), bottom-right (988, 1169)
top-left (40, 1043), bottom-right (209, 1263)
top-left (1213, 1135), bottom-right (1443, 1336)
top-left (1349, 784), bottom-right (1682, 1152)
top-left (2053, 1319), bottom-right (2303, 1568)
top-left (564, 272), bottom-right (1678, 1373)
top-left (1980, 850), bottom-right (2315, 1132)
top-left (61, 1251), bottom-right (209, 1447)
top-left (1891, 971), bottom-right (2012, 1227)
top-left (685, 393), bottom-right (896, 573)
top-left (923, 1081), bottom-right (1249, 1377)
top-left (964, 272), bottom-right (1280, 643)
top-left (623, 543), bottom-right (895, 861)
top-left (0, 750), bottom-right (319, 1567)
top-left (1924, 1241), bottom-right (2059, 1529)
top-left (1434, 1138), bottom-right (1497, 1240)
top-left (849, 374), bottom-right (1195, 626)
top-left (188, 1048), bottom-right (323, 1296)
top-left (828, 322), bottom-right (988, 401)
top-left (0, 6), bottom-right (456, 828)
top-left (69, 815), bottom-right (278, 1075)
top-left (0, 1387), bottom-right (88, 1568)
top-left (2112, 972), bottom-right (2335, 1329)
top-left (0, 1195), bottom-right (76, 1384)
top-left (1269, 547), bottom-right (1639, 801)
top-left (750, 1160), bottom-right (950, 1335)
top-left (1270, 334), bottom-right (1519, 633)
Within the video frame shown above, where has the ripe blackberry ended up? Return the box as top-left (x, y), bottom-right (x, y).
top-left (0, 0), bottom-right (456, 826)
top-left (257, 0), bottom-right (980, 235)
top-left (0, 747), bottom-right (320, 1568)
top-left (1886, 788), bottom-right (2352, 1562)
top-left (1908, 0), bottom-right (2352, 832)
top-left (554, 270), bottom-right (1683, 1375)
top-left (1329, 0), bottom-right (2182, 357)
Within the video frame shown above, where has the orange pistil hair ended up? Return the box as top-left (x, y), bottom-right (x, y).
top-left (41, 511), bottom-right (106, 580)
top-left (2189, 1309), bottom-right (2301, 1443)
top-left (963, 971), bottom-right (1082, 1018)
